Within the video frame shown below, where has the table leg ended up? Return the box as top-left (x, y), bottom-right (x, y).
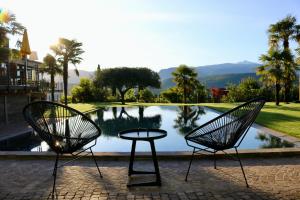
top-left (127, 139), bottom-right (162, 187)
top-left (128, 140), bottom-right (136, 176)
top-left (150, 140), bottom-right (161, 185)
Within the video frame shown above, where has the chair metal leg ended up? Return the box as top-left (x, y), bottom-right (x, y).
top-left (213, 151), bottom-right (217, 169)
top-left (235, 147), bottom-right (249, 187)
top-left (90, 148), bottom-right (103, 178)
top-left (185, 147), bottom-right (195, 181)
top-left (52, 153), bottom-right (59, 199)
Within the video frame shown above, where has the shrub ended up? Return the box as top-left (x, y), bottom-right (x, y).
top-left (138, 88), bottom-right (154, 103)
top-left (71, 78), bottom-right (93, 102)
top-left (161, 87), bottom-right (181, 103)
top-left (223, 77), bottom-right (262, 102)
top-left (91, 86), bottom-right (108, 102)
top-left (60, 95), bottom-right (72, 104)
top-left (125, 89), bottom-right (137, 102)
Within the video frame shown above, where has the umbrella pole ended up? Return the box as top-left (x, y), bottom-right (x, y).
top-left (24, 56), bottom-right (27, 90)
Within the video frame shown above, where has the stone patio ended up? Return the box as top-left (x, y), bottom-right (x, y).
top-left (0, 156), bottom-right (300, 200)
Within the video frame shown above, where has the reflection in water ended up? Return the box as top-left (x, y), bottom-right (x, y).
top-left (92, 106), bottom-right (162, 137)
top-left (174, 106), bottom-right (205, 135)
top-left (256, 132), bottom-right (294, 148)
top-left (0, 106), bottom-right (297, 151)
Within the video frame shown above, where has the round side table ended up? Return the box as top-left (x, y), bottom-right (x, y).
top-left (119, 128), bottom-right (167, 187)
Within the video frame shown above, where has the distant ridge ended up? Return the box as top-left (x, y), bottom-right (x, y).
top-left (159, 61), bottom-right (260, 80)
top-left (43, 61), bottom-right (261, 92)
top-left (160, 73), bottom-right (258, 92)
top-left (44, 69), bottom-right (94, 84)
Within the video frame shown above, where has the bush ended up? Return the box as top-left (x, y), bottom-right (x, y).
top-left (125, 89), bottom-right (137, 102)
top-left (138, 88), bottom-right (154, 103)
top-left (71, 78), bottom-right (93, 102)
top-left (92, 86), bottom-right (108, 102)
top-left (223, 77), bottom-right (262, 102)
top-left (161, 87), bottom-right (181, 103)
top-left (60, 95), bottom-right (72, 104)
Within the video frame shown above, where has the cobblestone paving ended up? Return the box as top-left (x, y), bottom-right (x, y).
top-left (0, 156), bottom-right (300, 199)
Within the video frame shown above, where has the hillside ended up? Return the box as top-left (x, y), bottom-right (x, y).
top-left (159, 61), bottom-right (260, 80)
top-left (43, 61), bottom-right (261, 93)
top-left (43, 69), bottom-right (94, 83)
top-left (160, 73), bottom-right (258, 91)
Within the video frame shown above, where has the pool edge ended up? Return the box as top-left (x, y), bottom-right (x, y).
top-left (1, 148), bottom-right (300, 160)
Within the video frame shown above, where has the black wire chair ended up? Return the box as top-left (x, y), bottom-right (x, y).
top-left (23, 101), bottom-right (103, 199)
top-left (184, 97), bottom-right (265, 187)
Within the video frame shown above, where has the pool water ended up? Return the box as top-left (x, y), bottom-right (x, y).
top-left (1, 106), bottom-right (295, 152)
top-left (87, 106), bottom-right (294, 152)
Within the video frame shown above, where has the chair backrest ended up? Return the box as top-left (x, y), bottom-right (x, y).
top-left (188, 97), bottom-right (265, 150)
top-left (23, 101), bottom-right (101, 152)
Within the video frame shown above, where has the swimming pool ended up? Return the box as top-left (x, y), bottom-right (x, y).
top-left (23, 105), bottom-right (294, 152)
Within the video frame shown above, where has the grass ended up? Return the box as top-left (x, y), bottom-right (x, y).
top-left (201, 102), bottom-right (300, 139)
top-left (69, 101), bottom-right (300, 138)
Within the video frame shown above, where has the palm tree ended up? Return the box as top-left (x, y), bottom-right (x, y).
top-left (172, 65), bottom-right (198, 104)
top-left (0, 11), bottom-right (24, 64)
top-left (42, 54), bottom-right (62, 101)
top-left (50, 38), bottom-right (84, 105)
top-left (268, 15), bottom-right (298, 102)
top-left (0, 11), bottom-right (24, 47)
top-left (295, 25), bottom-right (300, 100)
top-left (257, 49), bottom-right (284, 106)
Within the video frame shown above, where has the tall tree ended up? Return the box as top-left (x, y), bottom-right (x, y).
top-left (172, 65), bottom-right (198, 104)
top-left (257, 49), bottom-right (284, 106)
top-left (268, 15), bottom-right (298, 102)
top-left (50, 38), bottom-right (84, 105)
top-left (95, 67), bottom-right (160, 104)
top-left (295, 25), bottom-right (300, 100)
top-left (42, 54), bottom-right (62, 101)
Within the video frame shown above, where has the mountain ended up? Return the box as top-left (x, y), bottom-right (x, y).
top-left (202, 73), bottom-right (258, 88)
top-left (159, 61), bottom-right (260, 80)
top-left (43, 69), bottom-right (94, 84)
top-left (43, 61), bottom-right (261, 93)
top-left (160, 73), bottom-right (258, 92)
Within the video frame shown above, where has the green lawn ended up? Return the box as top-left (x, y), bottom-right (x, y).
top-left (201, 102), bottom-right (300, 138)
top-left (69, 102), bottom-right (300, 138)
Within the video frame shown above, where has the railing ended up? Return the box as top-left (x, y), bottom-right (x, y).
top-left (0, 77), bottom-right (40, 91)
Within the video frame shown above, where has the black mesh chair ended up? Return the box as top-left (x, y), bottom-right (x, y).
top-left (185, 97), bottom-right (265, 187)
top-left (23, 101), bottom-right (102, 198)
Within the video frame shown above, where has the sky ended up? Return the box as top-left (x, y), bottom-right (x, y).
top-left (1, 0), bottom-right (300, 72)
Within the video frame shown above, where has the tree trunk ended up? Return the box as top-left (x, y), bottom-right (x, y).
top-left (283, 39), bottom-right (290, 104)
top-left (63, 62), bottom-right (68, 105)
top-left (284, 82), bottom-right (290, 103)
top-left (51, 70), bottom-right (55, 102)
top-left (275, 82), bottom-right (280, 106)
top-left (283, 39), bottom-right (289, 51)
top-left (183, 79), bottom-right (187, 104)
top-left (120, 91), bottom-right (125, 105)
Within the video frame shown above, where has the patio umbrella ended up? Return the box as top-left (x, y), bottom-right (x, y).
top-left (20, 29), bottom-right (31, 86)
top-left (20, 29), bottom-right (31, 58)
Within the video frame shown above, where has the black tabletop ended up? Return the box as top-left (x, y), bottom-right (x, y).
top-left (119, 128), bottom-right (167, 140)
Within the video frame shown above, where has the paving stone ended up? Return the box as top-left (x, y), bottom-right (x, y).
top-left (0, 157), bottom-right (300, 199)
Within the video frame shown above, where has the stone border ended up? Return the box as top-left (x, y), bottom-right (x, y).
top-left (1, 147), bottom-right (300, 160)
top-left (251, 123), bottom-right (300, 146)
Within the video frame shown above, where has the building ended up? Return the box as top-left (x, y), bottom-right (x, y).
top-left (210, 87), bottom-right (228, 102)
top-left (0, 58), bottom-right (45, 124)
